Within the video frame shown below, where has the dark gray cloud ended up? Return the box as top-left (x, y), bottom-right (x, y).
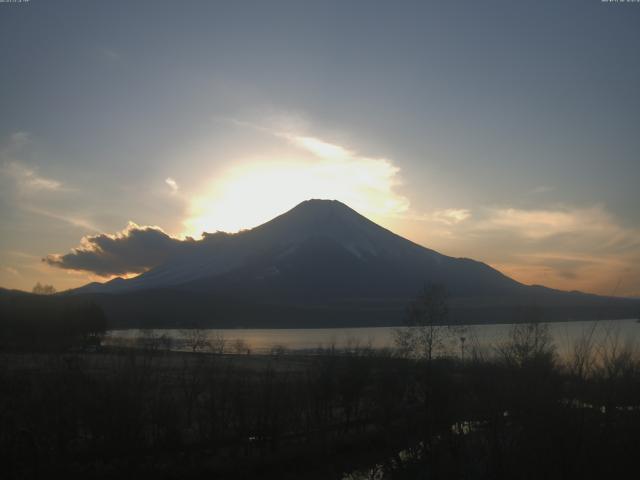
top-left (44, 223), bottom-right (188, 276)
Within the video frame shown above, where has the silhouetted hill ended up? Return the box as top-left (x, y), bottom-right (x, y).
top-left (0, 289), bottom-right (107, 349)
top-left (68, 200), bottom-right (639, 328)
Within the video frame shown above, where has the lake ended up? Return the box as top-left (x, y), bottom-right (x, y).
top-left (105, 318), bottom-right (640, 359)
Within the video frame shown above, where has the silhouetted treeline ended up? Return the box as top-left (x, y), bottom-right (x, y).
top-left (0, 291), bottom-right (107, 351)
top-left (1, 334), bottom-right (639, 479)
top-left (78, 287), bottom-right (640, 329)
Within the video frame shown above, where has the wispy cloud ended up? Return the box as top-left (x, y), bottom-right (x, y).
top-left (23, 205), bottom-right (101, 232)
top-left (1, 161), bottom-right (63, 191)
top-left (431, 208), bottom-right (472, 225)
top-left (287, 135), bottom-right (352, 161)
top-left (165, 177), bottom-right (179, 194)
top-left (476, 206), bottom-right (614, 240)
top-left (0, 132), bottom-right (98, 235)
top-left (390, 208), bottom-right (472, 228)
top-left (0, 132), bottom-right (64, 192)
top-left (6, 251), bottom-right (40, 260)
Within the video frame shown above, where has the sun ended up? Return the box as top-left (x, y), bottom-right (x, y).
top-left (182, 137), bottom-right (410, 237)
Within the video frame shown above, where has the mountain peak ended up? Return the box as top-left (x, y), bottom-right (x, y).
top-left (289, 198), bottom-right (352, 215)
top-left (280, 198), bottom-right (379, 225)
top-left (298, 198), bottom-right (343, 204)
top-left (297, 198), bottom-right (342, 206)
top-left (256, 198), bottom-right (390, 247)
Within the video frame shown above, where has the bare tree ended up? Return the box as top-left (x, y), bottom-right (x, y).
top-left (497, 306), bottom-right (555, 368)
top-left (231, 338), bottom-right (249, 355)
top-left (208, 331), bottom-right (226, 355)
top-left (567, 321), bottom-right (598, 380)
top-left (182, 329), bottom-right (210, 353)
top-left (394, 284), bottom-right (451, 361)
top-left (32, 282), bottom-right (56, 295)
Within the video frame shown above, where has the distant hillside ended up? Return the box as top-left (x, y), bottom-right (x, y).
top-left (0, 288), bottom-right (107, 349)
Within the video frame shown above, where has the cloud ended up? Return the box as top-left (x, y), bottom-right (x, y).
top-left (407, 204), bottom-right (640, 296)
top-left (431, 208), bottom-right (472, 225)
top-left (183, 132), bottom-right (410, 235)
top-left (288, 134), bottom-right (410, 214)
top-left (45, 222), bottom-right (186, 276)
top-left (477, 206), bottom-right (616, 240)
top-left (0, 132), bottom-right (64, 193)
top-left (288, 136), bottom-right (352, 161)
top-left (0, 132), bottom-right (101, 236)
top-left (24, 205), bottom-right (101, 232)
top-left (165, 177), bottom-right (179, 194)
top-left (1, 161), bottom-right (62, 192)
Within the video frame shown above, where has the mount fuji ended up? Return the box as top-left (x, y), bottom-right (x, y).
top-left (70, 200), bottom-right (638, 328)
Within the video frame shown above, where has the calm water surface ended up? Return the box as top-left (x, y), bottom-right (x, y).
top-left (105, 319), bottom-right (640, 358)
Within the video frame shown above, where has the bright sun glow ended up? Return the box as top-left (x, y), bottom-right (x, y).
top-left (183, 136), bottom-right (409, 236)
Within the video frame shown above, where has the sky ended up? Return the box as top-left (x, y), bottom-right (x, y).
top-left (1, 0), bottom-right (639, 297)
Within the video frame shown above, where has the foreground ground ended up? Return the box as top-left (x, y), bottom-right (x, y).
top-left (1, 336), bottom-right (639, 479)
